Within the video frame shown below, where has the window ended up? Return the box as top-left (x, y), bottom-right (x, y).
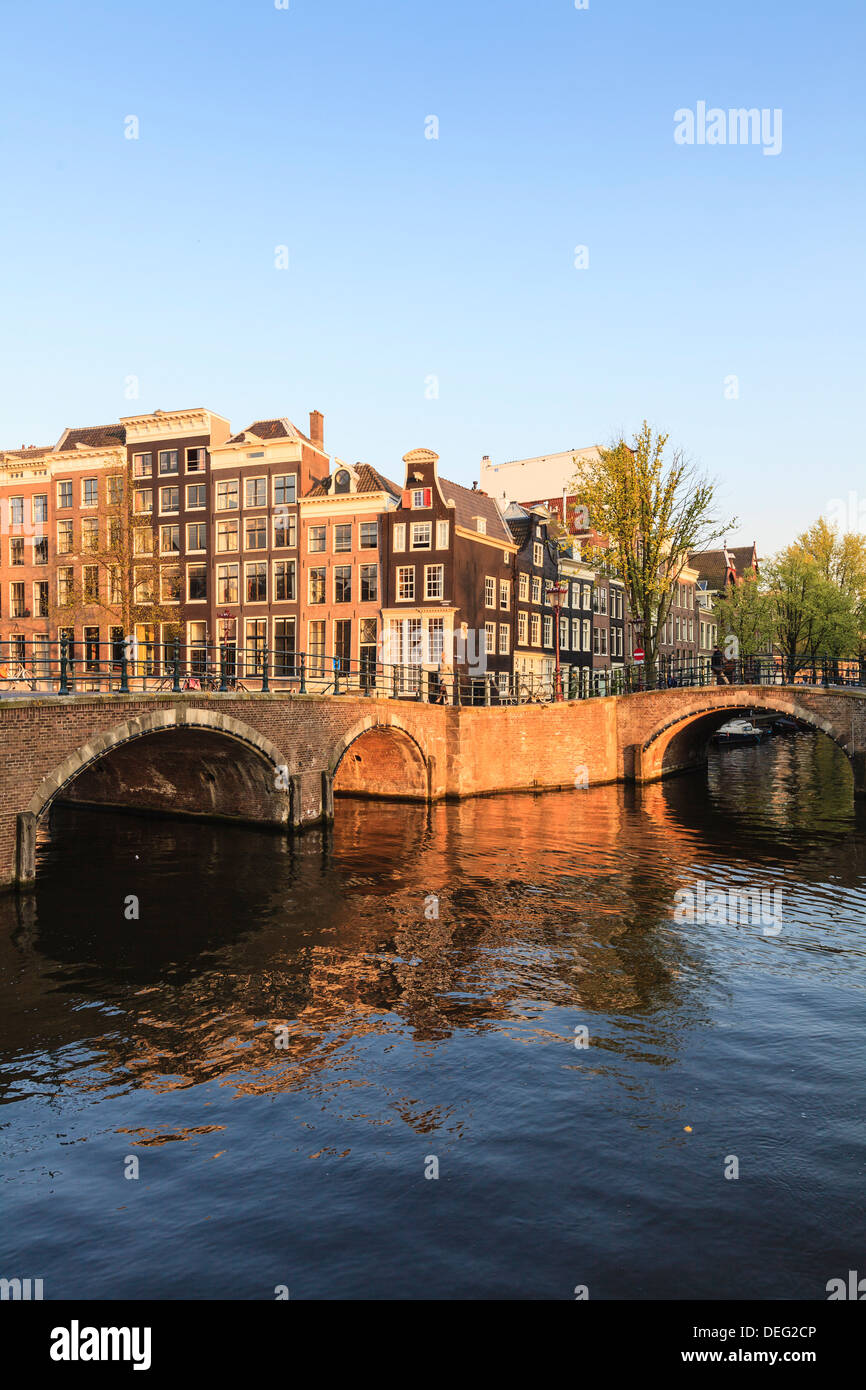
top-left (133, 453), bottom-right (152, 478)
top-left (531, 576), bottom-right (542, 604)
top-left (217, 519), bottom-right (238, 552)
top-left (82, 478), bottom-right (98, 507)
top-left (428, 616), bottom-right (444, 664)
top-left (160, 524), bottom-right (180, 553)
top-left (274, 617), bottom-right (296, 677)
top-left (133, 570), bottom-right (154, 604)
top-left (245, 516), bottom-right (267, 549)
top-left (158, 450), bottom-right (179, 474)
top-left (411, 488), bottom-right (431, 508)
top-left (246, 562), bottom-right (267, 602)
top-left (83, 566), bottom-right (99, 602)
top-left (308, 525), bottom-right (326, 553)
top-left (274, 511), bottom-right (297, 548)
top-left (572, 618), bottom-right (580, 650)
top-left (499, 580), bottom-right (510, 611)
top-left (436, 520), bottom-right (449, 549)
top-left (334, 565), bottom-right (352, 603)
top-left (308, 620), bottom-right (326, 676)
top-left (393, 523), bottom-right (406, 552)
top-left (57, 520), bottom-right (73, 553)
top-left (518, 611), bottom-right (528, 644)
top-left (134, 488), bottom-right (153, 514)
top-left (32, 494), bottom-right (47, 523)
top-left (10, 581), bottom-right (25, 617)
top-left (582, 584), bottom-right (591, 609)
top-left (475, 517), bottom-right (487, 535)
top-left (485, 577), bottom-right (496, 608)
top-left (360, 563), bottom-right (377, 602)
top-left (397, 566), bottom-right (415, 601)
top-left (518, 572), bottom-right (529, 601)
top-left (8, 496), bottom-right (23, 525)
top-left (107, 475), bottom-right (123, 506)
top-left (334, 619), bottom-right (352, 673)
top-left (160, 486), bottom-right (179, 514)
top-left (57, 481), bottom-right (72, 509)
top-left (82, 517), bottom-right (99, 552)
top-left (411, 522), bottom-right (431, 549)
top-left (84, 626), bottom-right (100, 671)
top-left (57, 567), bottom-right (73, 605)
top-left (560, 616), bottom-right (568, 648)
top-left (360, 521), bottom-right (378, 549)
top-left (571, 582), bottom-right (580, 609)
top-left (425, 564), bottom-right (444, 600)
top-left (188, 564), bottom-right (207, 601)
top-left (217, 564), bottom-right (238, 603)
top-left (108, 567), bottom-right (122, 604)
top-left (593, 588), bottom-right (607, 615)
top-left (273, 474), bottom-right (296, 506)
top-left (530, 613), bottom-right (541, 646)
top-left (33, 536), bottom-right (48, 565)
top-left (484, 621), bottom-right (496, 655)
top-left (498, 624), bottom-right (510, 655)
top-left (216, 480), bottom-right (238, 510)
top-left (533, 541), bottom-right (543, 566)
top-left (594, 627), bottom-right (608, 656)
top-left (186, 447), bottom-right (206, 472)
top-left (160, 569), bottom-right (181, 603)
top-left (274, 559), bottom-right (296, 602)
top-left (187, 522), bottom-right (206, 552)
top-left (543, 615), bottom-right (553, 647)
top-left (10, 538), bottom-right (24, 565)
top-left (582, 619), bottom-right (591, 651)
top-left (187, 483), bottom-right (206, 509)
top-left (245, 477), bottom-right (267, 509)
top-left (308, 567), bottom-right (326, 604)
top-left (334, 524), bottom-right (352, 553)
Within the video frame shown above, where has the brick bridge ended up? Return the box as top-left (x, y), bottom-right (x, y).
top-left (3, 683), bottom-right (865, 888)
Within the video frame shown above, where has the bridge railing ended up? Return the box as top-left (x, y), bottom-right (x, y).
top-left (0, 640), bottom-right (863, 701)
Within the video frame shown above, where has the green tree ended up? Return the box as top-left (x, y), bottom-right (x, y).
top-left (573, 421), bottom-right (734, 685)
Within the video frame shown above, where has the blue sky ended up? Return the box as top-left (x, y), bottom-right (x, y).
top-left (1, 0), bottom-right (863, 553)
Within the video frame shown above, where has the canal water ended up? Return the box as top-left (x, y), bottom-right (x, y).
top-left (1, 731), bottom-right (864, 1300)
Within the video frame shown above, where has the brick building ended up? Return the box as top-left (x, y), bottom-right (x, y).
top-left (380, 449), bottom-right (516, 698)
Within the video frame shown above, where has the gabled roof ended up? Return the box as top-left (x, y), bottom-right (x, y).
top-left (689, 549), bottom-right (731, 589)
top-left (56, 423), bottom-right (126, 452)
top-left (227, 418), bottom-right (307, 445)
top-left (305, 463), bottom-right (401, 499)
top-left (1, 445), bottom-right (52, 459)
top-left (438, 476), bottom-right (513, 543)
top-left (730, 544), bottom-right (759, 576)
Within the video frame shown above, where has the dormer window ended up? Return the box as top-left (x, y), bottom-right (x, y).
top-left (475, 517), bottom-right (487, 535)
top-left (335, 470), bottom-right (351, 494)
top-left (404, 487), bottom-right (432, 509)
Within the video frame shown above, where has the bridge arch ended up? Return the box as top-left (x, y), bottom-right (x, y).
top-left (635, 690), bottom-right (859, 789)
top-left (18, 708), bottom-right (294, 884)
top-left (331, 714), bottom-right (430, 801)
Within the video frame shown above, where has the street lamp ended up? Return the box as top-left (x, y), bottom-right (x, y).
top-left (547, 581), bottom-right (568, 701)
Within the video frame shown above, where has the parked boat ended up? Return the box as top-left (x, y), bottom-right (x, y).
top-left (712, 718), bottom-right (764, 746)
top-left (772, 717), bottom-right (801, 734)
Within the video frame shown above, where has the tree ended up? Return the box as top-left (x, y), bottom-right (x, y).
top-left (797, 518), bottom-right (866, 657)
top-left (55, 465), bottom-right (180, 665)
top-left (762, 545), bottom-right (858, 678)
top-left (573, 421), bottom-right (734, 685)
top-left (713, 567), bottom-right (770, 662)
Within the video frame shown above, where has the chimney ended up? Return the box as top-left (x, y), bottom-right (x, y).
top-left (309, 410), bottom-right (324, 451)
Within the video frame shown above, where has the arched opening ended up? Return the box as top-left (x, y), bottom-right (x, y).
top-left (641, 701), bottom-right (857, 793)
top-left (333, 725), bottom-right (428, 801)
top-left (17, 711), bottom-right (295, 884)
top-left (53, 726), bottom-right (290, 826)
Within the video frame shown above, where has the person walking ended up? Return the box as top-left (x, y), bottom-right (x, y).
top-left (711, 645), bottom-right (727, 685)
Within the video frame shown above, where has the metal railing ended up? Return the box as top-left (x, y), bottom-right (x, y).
top-left (0, 640), bottom-right (863, 701)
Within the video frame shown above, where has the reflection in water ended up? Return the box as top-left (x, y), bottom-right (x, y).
top-left (1, 732), bottom-right (865, 1299)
